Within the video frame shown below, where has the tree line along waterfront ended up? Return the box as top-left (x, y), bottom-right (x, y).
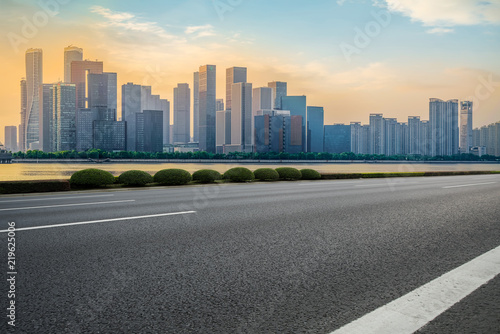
top-left (10, 149), bottom-right (500, 162)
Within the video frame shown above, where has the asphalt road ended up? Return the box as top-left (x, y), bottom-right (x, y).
top-left (1, 174), bottom-right (499, 333)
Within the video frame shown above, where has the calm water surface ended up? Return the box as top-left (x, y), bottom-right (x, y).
top-left (1, 162), bottom-right (499, 181)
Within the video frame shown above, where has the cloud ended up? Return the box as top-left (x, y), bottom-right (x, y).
top-left (426, 27), bottom-right (454, 34)
top-left (378, 0), bottom-right (500, 28)
top-left (90, 5), bottom-right (177, 40)
top-left (185, 24), bottom-right (215, 38)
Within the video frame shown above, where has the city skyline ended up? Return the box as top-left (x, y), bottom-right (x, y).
top-left (1, 1), bottom-right (499, 141)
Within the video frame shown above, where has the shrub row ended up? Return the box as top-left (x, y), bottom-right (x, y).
top-left (0, 180), bottom-right (71, 194)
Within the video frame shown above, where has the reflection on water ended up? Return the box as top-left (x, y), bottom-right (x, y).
top-left (0, 162), bottom-right (499, 181)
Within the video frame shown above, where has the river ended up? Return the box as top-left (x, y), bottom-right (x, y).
top-left (0, 161), bottom-right (499, 181)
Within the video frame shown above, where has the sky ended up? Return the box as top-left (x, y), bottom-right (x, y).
top-left (1, 0), bottom-right (499, 142)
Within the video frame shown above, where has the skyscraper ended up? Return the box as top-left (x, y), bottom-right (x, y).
top-left (39, 83), bottom-right (53, 152)
top-left (252, 87), bottom-right (273, 116)
top-left (19, 79), bottom-right (27, 152)
top-left (199, 65), bottom-right (216, 153)
top-left (307, 106), bottom-right (324, 153)
top-left (161, 99), bottom-right (170, 145)
top-left (324, 124), bottom-right (351, 154)
top-left (88, 72), bottom-right (117, 112)
top-left (226, 67), bottom-right (247, 111)
top-left (407, 116), bottom-right (421, 155)
top-left (173, 83), bottom-right (191, 144)
top-left (52, 83), bottom-right (77, 151)
top-left (369, 114), bottom-right (384, 155)
top-left (4, 126), bottom-right (17, 152)
top-left (429, 98), bottom-right (459, 156)
top-left (268, 81), bottom-right (287, 110)
top-left (460, 101), bottom-right (473, 154)
top-left (281, 96), bottom-right (307, 152)
top-left (122, 83), bottom-right (142, 151)
top-left (383, 118), bottom-right (397, 156)
top-left (193, 72), bottom-right (199, 142)
top-left (231, 82), bottom-right (253, 151)
top-left (25, 48), bottom-right (43, 150)
top-left (64, 46), bottom-right (83, 83)
top-left (216, 99), bottom-right (224, 112)
top-left (71, 60), bottom-right (103, 110)
top-left (76, 108), bottom-right (98, 151)
top-left (136, 110), bottom-right (163, 153)
top-left (216, 110), bottom-right (225, 153)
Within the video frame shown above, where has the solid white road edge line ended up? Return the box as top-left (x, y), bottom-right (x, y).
top-left (329, 245), bottom-right (500, 334)
top-left (0, 200), bottom-right (135, 212)
top-left (0, 211), bottom-right (197, 232)
top-left (0, 194), bottom-right (115, 203)
top-left (443, 182), bottom-right (497, 189)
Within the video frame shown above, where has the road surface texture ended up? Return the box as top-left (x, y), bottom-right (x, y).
top-left (1, 174), bottom-right (499, 333)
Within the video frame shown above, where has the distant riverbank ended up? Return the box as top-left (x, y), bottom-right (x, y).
top-left (1, 161), bottom-right (499, 182)
top-left (11, 159), bottom-right (500, 164)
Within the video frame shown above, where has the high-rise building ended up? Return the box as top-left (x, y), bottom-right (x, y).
top-left (161, 99), bottom-right (170, 145)
top-left (173, 83), bottom-right (190, 144)
top-left (52, 83), bottom-right (77, 151)
top-left (216, 110), bottom-right (225, 153)
top-left (369, 114), bottom-right (384, 155)
top-left (136, 110), bottom-right (163, 153)
top-left (281, 96), bottom-right (307, 152)
top-left (324, 124), bottom-right (351, 154)
top-left (252, 87), bottom-right (272, 115)
top-left (407, 116), bottom-right (421, 155)
top-left (472, 128), bottom-right (481, 147)
top-left (76, 108), bottom-right (98, 151)
top-left (254, 111), bottom-right (301, 154)
top-left (70, 60), bottom-right (103, 110)
top-left (231, 82), bottom-right (253, 152)
top-left (383, 118), bottom-right (397, 156)
top-left (88, 72), bottom-right (117, 113)
top-left (39, 83), bottom-right (53, 152)
top-left (64, 46), bottom-right (83, 83)
top-left (429, 98), bottom-right (459, 156)
top-left (460, 101), bottom-right (473, 154)
top-left (420, 120), bottom-right (430, 156)
top-left (226, 67), bottom-right (247, 111)
top-left (199, 65), bottom-right (216, 153)
top-left (93, 120), bottom-right (126, 152)
top-left (193, 72), bottom-right (200, 142)
top-left (350, 122), bottom-right (361, 154)
top-left (25, 48), bottom-right (43, 151)
top-left (20, 79), bottom-right (27, 152)
top-left (268, 81), bottom-right (287, 110)
top-left (307, 106), bottom-right (324, 153)
top-left (122, 83), bottom-right (142, 151)
top-left (4, 126), bottom-right (17, 152)
top-left (284, 115), bottom-right (303, 154)
top-left (216, 99), bottom-right (224, 112)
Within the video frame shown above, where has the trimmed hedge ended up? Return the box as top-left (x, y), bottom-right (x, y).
top-left (119, 170), bottom-right (153, 186)
top-left (254, 168), bottom-right (279, 181)
top-left (223, 167), bottom-right (255, 182)
top-left (70, 169), bottom-right (115, 188)
top-left (275, 167), bottom-right (302, 180)
top-left (192, 169), bottom-right (222, 183)
top-left (0, 180), bottom-right (71, 194)
top-left (154, 169), bottom-right (192, 185)
top-left (300, 169), bottom-right (321, 180)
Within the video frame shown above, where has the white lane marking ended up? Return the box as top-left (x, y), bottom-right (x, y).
top-left (354, 182), bottom-right (418, 188)
top-left (0, 200), bottom-right (135, 212)
top-left (0, 211), bottom-right (196, 232)
top-left (330, 245), bottom-right (500, 334)
top-left (443, 182), bottom-right (497, 189)
top-left (299, 181), bottom-right (362, 186)
top-left (0, 194), bottom-right (114, 203)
